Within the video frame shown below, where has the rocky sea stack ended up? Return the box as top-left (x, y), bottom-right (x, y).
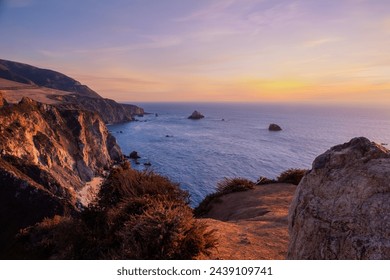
top-left (188, 110), bottom-right (204, 120)
top-left (288, 137), bottom-right (390, 259)
top-left (268, 123), bottom-right (282, 131)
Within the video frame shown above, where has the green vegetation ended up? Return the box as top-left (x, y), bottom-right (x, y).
top-left (15, 163), bottom-right (216, 259)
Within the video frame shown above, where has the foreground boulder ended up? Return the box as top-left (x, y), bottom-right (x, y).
top-left (268, 123), bottom-right (282, 131)
top-left (288, 137), bottom-right (390, 259)
top-left (188, 110), bottom-right (204, 120)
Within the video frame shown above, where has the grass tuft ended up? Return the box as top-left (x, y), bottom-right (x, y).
top-left (277, 168), bottom-right (308, 185)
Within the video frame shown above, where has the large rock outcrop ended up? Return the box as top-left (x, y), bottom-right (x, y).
top-left (0, 97), bottom-right (122, 255)
top-left (288, 137), bottom-right (390, 259)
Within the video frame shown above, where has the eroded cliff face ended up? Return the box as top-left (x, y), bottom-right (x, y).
top-left (0, 97), bottom-right (122, 255)
top-left (58, 94), bottom-right (144, 124)
top-left (1, 97), bottom-right (122, 186)
top-left (288, 137), bottom-right (390, 259)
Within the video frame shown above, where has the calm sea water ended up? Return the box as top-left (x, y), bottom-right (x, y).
top-left (109, 103), bottom-right (390, 206)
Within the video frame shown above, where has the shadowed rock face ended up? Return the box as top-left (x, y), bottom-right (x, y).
top-left (288, 137), bottom-right (390, 259)
top-left (0, 97), bottom-right (123, 255)
top-left (0, 158), bottom-right (70, 257)
top-left (57, 95), bottom-right (143, 124)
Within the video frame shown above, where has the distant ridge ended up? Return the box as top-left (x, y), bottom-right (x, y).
top-left (0, 59), bottom-right (100, 98)
top-left (0, 59), bottom-right (144, 123)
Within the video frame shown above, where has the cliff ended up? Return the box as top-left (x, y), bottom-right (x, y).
top-left (57, 94), bottom-right (144, 124)
top-left (0, 96), bottom-right (122, 256)
top-left (288, 137), bottom-right (390, 259)
top-left (0, 59), bottom-right (144, 123)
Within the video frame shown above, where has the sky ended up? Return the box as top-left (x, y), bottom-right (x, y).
top-left (0, 0), bottom-right (390, 104)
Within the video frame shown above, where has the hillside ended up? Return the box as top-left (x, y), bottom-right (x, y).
top-left (0, 59), bottom-right (144, 123)
top-left (0, 59), bottom-right (100, 98)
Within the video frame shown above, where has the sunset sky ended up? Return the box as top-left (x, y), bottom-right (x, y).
top-left (1, 0), bottom-right (390, 104)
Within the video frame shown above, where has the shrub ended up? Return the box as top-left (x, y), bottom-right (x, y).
top-left (15, 166), bottom-right (216, 260)
top-left (15, 216), bottom-right (89, 259)
top-left (98, 163), bottom-right (188, 207)
top-left (277, 168), bottom-right (308, 185)
top-left (115, 199), bottom-right (216, 259)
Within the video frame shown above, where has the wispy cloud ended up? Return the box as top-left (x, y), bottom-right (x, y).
top-left (173, 0), bottom-right (307, 38)
top-left (75, 74), bottom-right (161, 87)
top-left (173, 0), bottom-right (237, 22)
top-left (246, 1), bottom-right (304, 27)
top-left (38, 35), bottom-right (182, 58)
top-left (304, 37), bottom-right (342, 48)
top-left (73, 35), bottom-right (182, 55)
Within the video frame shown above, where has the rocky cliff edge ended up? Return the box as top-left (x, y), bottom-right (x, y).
top-left (0, 96), bottom-right (122, 255)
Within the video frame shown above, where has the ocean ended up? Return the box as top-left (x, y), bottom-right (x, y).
top-left (109, 103), bottom-right (390, 206)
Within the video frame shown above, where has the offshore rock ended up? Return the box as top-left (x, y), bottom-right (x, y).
top-left (268, 123), bottom-right (282, 131)
top-left (288, 137), bottom-right (390, 259)
top-left (129, 151), bottom-right (141, 159)
top-left (188, 110), bottom-right (204, 120)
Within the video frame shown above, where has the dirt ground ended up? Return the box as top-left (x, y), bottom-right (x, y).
top-left (199, 183), bottom-right (296, 260)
